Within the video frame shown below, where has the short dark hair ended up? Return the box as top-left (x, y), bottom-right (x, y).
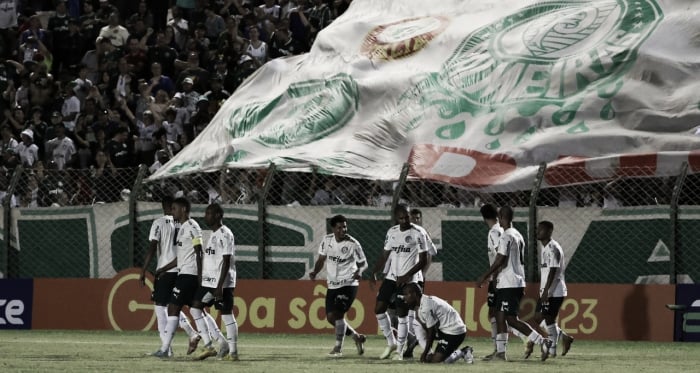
top-left (394, 204), bottom-right (410, 215)
top-left (207, 202), bottom-right (224, 217)
top-left (173, 197), bottom-right (191, 212)
top-left (480, 204), bottom-right (498, 220)
top-left (329, 214), bottom-right (347, 227)
top-left (499, 205), bottom-right (514, 221)
top-left (539, 220), bottom-right (554, 231)
top-left (410, 208), bottom-right (422, 217)
top-left (404, 282), bottom-right (422, 297)
top-left (161, 195), bottom-right (174, 210)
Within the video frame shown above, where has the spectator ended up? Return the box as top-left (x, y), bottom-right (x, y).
top-left (72, 115), bottom-right (94, 169)
top-left (63, 19), bottom-right (89, 75)
top-left (127, 1), bottom-right (154, 32)
top-left (80, 1), bottom-right (100, 42)
top-left (149, 148), bottom-right (169, 174)
top-left (19, 15), bottom-right (48, 46)
top-left (25, 106), bottom-right (48, 158)
top-left (147, 31), bottom-right (178, 77)
top-left (3, 105), bottom-right (26, 134)
top-left (167, 6), bottom-right (189, 51)
top-left (61, 82), bottom-right (81, 131)
top-left (259, 0), bottom-right (282, 23)
top-left (106, 126), bottom-right (132, 169)
top-left (176, 51), bottom-right (209, 93)
top-left (17, 128), bottom-right (39, 168)
top-left (202, 75), bottom-right (230, 106)
top-left (245, 26), bottom-right (268, 66)
top-left (124, 36), bottom-right (149, 80)
top-left (0, 124), bottom-right (18, 153)
top-left (177, 76), bottom-right (200, 115)
top-left (211, 57), bottom-right (237, 93)
top-left (203, 6), bottom-right (225, 42)
top-left (47, 0), bottom-right (71, 74)
top-left (97, 13), bottom-right (130, 48)
top-left (0, 0), bottom-right (18, 59)
top-left (269, 27), bottom-right (303, 59)
top-left (45, 121), bottom-right (76, 170)
top-left (148, 62), bottom-right (175, 97)
top-left (28, 57), bottom-right (54, 107)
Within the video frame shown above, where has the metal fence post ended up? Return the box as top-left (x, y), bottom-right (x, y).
top-left (128, 165), bottom-right (149, 268)
top-left (391, 163), bottom-right (410, 215)
top-left (527, 163), bottom-right (547, 282)
top-left (258, 163), bottom-right (277, 279)
top-left (669, 162), bottom-right (688, 285)
top-left (3, 165), bottom-right (23, 278)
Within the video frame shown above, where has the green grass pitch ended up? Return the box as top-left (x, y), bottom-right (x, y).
top-left (1, 330), bottom-right (699, 372)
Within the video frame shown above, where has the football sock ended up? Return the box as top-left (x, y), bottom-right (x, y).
top-left (155, 305), bottom-right (168, 344)
top-left (411, 318), bottom-right (427, 349)
top-left (528, 330), bottom-right (544, 345)
top-left (178, 311), bottom-right (197, 339)
top-left (335, 319), bottom-right (347, 348)
top-left (444, 348), bottom-right (465, 363)
top-left (204, 311), bottom-right (226, 342)
top-left (490, 316), bottom-right (497, 350)
top-left (376, 312), bottom-right (396, 345)
top-left (190, 308), bottom-right (212, 345)
top-left (509, 323), bottom-right (528, 342)
top-left (546, 323), bottom-right (559, 347)
top-left (496, 332), bottom-right (508, 353)
top-left (160, 315), bottom-right (179, 352)
top-left (222, 314), bottom-right (238, 353)
top-left (396, 316), bottom-right (408, 352)
top-left (345, 323), bottom-right (357, 337)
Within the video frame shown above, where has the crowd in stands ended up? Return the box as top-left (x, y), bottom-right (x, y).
top-left (0, 0), bottom-right (352, 206)
top-left (0, 1), bottom-right (697, 208)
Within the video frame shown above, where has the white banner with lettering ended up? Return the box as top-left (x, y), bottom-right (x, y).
top-left (151, 0), bottom-right (700, 190)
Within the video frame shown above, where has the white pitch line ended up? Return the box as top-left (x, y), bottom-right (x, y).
top-left (3, 338), bottom-right (332, 350)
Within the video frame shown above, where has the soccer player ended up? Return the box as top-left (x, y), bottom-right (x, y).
top-left (402, 283), bottom-right (473, 364)
top-left (479, 203), bottom-right (503, 359)
top-left (530, 220), bottom-right (574, 358)
top-left (477, 206), bottom-right (553, 362)
top-left (401, 208), bottom-right (437, 359)
top-left (189, 203), bottom-right (240, 361)
top-left (370, 204), bottom-right (428, 360)
top-left (308, 214), bottom-right (368, 357)
top-left (152, 197), bottom-right (204, 358)
top-left (139, 196), bottom-right (200, 357)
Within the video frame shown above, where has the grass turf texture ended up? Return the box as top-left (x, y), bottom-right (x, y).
top-left (1, 330), bottom-right (699, 372)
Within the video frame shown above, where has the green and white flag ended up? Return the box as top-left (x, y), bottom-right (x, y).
top-left (151, 0), bottom-right (700, 191)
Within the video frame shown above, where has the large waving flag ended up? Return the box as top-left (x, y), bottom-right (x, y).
top-left (151, 0), bottom-right (700, 191)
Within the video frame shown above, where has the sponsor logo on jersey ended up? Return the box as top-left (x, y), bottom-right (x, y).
top-left (328, 256), bottom-right (347, 263)
top-left (392, 245), bottom-right (412, 253)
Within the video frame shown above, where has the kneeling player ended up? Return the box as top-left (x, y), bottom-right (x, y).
top-left (402, 283), bottom-right (473, 364)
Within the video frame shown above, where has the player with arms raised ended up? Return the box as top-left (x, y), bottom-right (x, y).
top-left (309, 214), bottom-right (367, 357)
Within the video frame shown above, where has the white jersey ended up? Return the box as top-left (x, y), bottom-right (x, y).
top-left (149, 215), bottom-right (177, 273)
top-left (202, 225), bottom-right (236, 289)
top-left (487, 222), bottom-right (504, 281)
top-left (495, 227), bottom-right (526, 289)
top-left (540, 239), bottom-right (567, 297)
top-left (383, 224), bottom-right (428, 283)
top-left (175, 218), bottom-right (203, 276)
top-left (318, 234), bottom-right (367, 289)
top-left (418, 295), bottom-right (467, 336)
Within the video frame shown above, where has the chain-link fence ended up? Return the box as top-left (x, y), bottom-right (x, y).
top-left (1, 163), bottom-right (699, 284)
